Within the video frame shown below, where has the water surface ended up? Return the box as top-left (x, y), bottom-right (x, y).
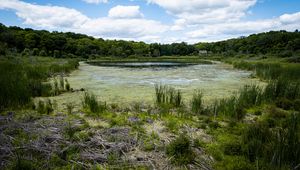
top-left (61, 62), bottom-right (262, 106)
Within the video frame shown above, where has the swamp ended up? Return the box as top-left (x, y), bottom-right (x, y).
top-left (0, 20), bottom-right (300, 170)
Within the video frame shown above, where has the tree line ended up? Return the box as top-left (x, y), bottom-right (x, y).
top-left (0, 23), bottom-right (299, 58)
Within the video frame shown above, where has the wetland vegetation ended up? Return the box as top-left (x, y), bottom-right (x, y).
top-left (0, 23), bottom-right (300, 169)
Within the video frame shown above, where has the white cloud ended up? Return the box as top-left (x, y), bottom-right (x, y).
top-left (108, 5), bottom-right (143, 18)
top-left (148, 0), bottom-right (257, 29)
top-left (81, 0), bottom-right (108, 4)
top-left (186, 13), bottom-right (300, 41)
top-left (0, 0), bottom-right (299, 43)
top-left (0, 0), bottom-right (89, 29)
top-left (0, 0), bottom-right (168, 41)
top-left (279, 12), bottom-right (300, 24)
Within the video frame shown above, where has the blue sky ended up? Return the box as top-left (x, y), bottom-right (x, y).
top-left (0, 0), bottom-right (299, 43)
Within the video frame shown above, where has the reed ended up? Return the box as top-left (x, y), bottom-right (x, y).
top-left (0, 58), bottom-right (79, 111)
top-left (154, 84), bottom-right (183, 108)
top-left (190, 90), bottom-right (204, 115)
top-left (233, 61), bottom-right (300, 81)
top-left (212, 85), bottom-right (263, 120)
top-left (82, 92), bottom-right (106, 114)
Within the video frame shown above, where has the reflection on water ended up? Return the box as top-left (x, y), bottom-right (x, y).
top-left (88, 62), bottom-right (196, 67)
top-left (64, 62), bottom-right (262, 105)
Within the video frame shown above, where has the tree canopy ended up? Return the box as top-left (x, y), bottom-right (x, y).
top-left (0, 23), bottom-right (299, 58)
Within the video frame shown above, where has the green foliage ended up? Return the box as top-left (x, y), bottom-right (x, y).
top-left (59, 75), bottom-right (64, 90)
top-left (191, 90), bottom-right (204, 115)
top-left (65, 79), bottom-right (70, 91)
top-left (264, 78), bottom-right (300, 101)
top-left (214, 156), bottom-right (254, 170)
top-left (166, 134), bottom-right (195, 165)
top-left (196, 30), bottom-right (300, 55)
top-left (82, 92), bottom-right (106, 114)
top-left (0, 58), bottom-right (78, 111)
top-left (0, 61), bottom-right (31, 111)
top-left (233, 61), bottom-right (300, 81)
top-left (36, 99), bottom-right (53, 114)
top-left (241, 113), bottom-right (300, 169)
top-left (66, 103), bottom-right (74, 114)
top-left (63, 121), bottom-right (81, 140)
top-left (154, 84), bottom-right (183, 108)
top-left (9, 156), bottom-right (37, 170)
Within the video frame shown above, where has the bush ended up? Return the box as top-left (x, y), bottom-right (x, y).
top-left (166, 134), bottom-right (195, 165)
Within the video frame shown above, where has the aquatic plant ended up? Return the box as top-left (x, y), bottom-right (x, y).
top-left (212, 85), bottom-right (263, 120)
top-left (66, 103), bottom-right (74, 114)
top-left (233, 61), bottom-right (300, 81)
top-left (65, 79), bottom-right (70, 91)
top-left (59, 75), bottom-right (64, 90)
top-left (82, 92), bottom-right (106, 114)
top-left (190, 90), bottom-right (204, 115)
top-left (154, 84), bottom-right (183, 108)
top-left (36, 99), bottom-right (53, 114)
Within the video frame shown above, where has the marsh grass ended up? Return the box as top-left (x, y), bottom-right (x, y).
top-left (264, 78), bottom-right (300, 102)
top-left (212, 84), bottom-right (273, 120)
top-left (233, 61), bottom-right (300, 81)
top-left (65, 79), bottom-right (70, 91)
top-left (66, 103), bottom-right (74, 114)
top-left (82, 92), bottom-right (106, 114)
top-left (155, 84), bottom-right (183, 108)
top-left (190, 90), bottom-right (204, 115)
top-left (166, 134), bottom-right (195, 165)
top-left (59, 75), bottom-right (64, 90)
top-left (0, 58), bottom-right (78, 111)
top-left (241, 112), bottom-right (300, 169)
top-left (36, 99), bottom-right (53, 114)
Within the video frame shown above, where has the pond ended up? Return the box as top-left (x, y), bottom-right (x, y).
top-left (38, 61), bottom-right (264, 111)
top-left (46, 61), bottom-right (262, 109)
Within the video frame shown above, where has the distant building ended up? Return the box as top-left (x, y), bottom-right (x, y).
top-left (198, 50), bottom-right (208, 55)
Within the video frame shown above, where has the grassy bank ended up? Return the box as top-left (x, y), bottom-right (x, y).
top-left (0, 56), bottom-right (79, 111)
top-left (87, 56), bottom-right (214, 65)
top-left (0, 55), bottom-right (299, 169)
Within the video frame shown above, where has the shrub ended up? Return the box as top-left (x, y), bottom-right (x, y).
top-left (166, 134), bottom-right (195, 165)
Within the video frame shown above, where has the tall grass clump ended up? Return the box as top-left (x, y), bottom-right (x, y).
top-left (0, 61), bottom-right (31, 111)
top-left (263, 78), bottom-right (300, 102)
top-left (212, 85), bottom-right (262, 120)
top-left (36, 99), bottom-right (53, 114)
top-left (0, 58), bottom-right (79, 111)
top-left (190, 90), bottom-right (204, 115)
top-left (233, 61), bottom-right (300, 81)
top-left (166, 134), bottom-right (195, 165)
top-left (155, 84), bottom-right (183, 108)
top-left (242, 113), bottom-right (300, 169)
top-left (59, 75), bottom-right (64, 90)
top-left (65, 79), bottom-right (70, 91)
top-left (82, 92), bottom-right (106, 114)
top-left (237, 84), bottom-right (263, 108)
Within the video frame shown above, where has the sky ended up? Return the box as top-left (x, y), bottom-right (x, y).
top-left (0, 0), bottom-right (299, 43)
